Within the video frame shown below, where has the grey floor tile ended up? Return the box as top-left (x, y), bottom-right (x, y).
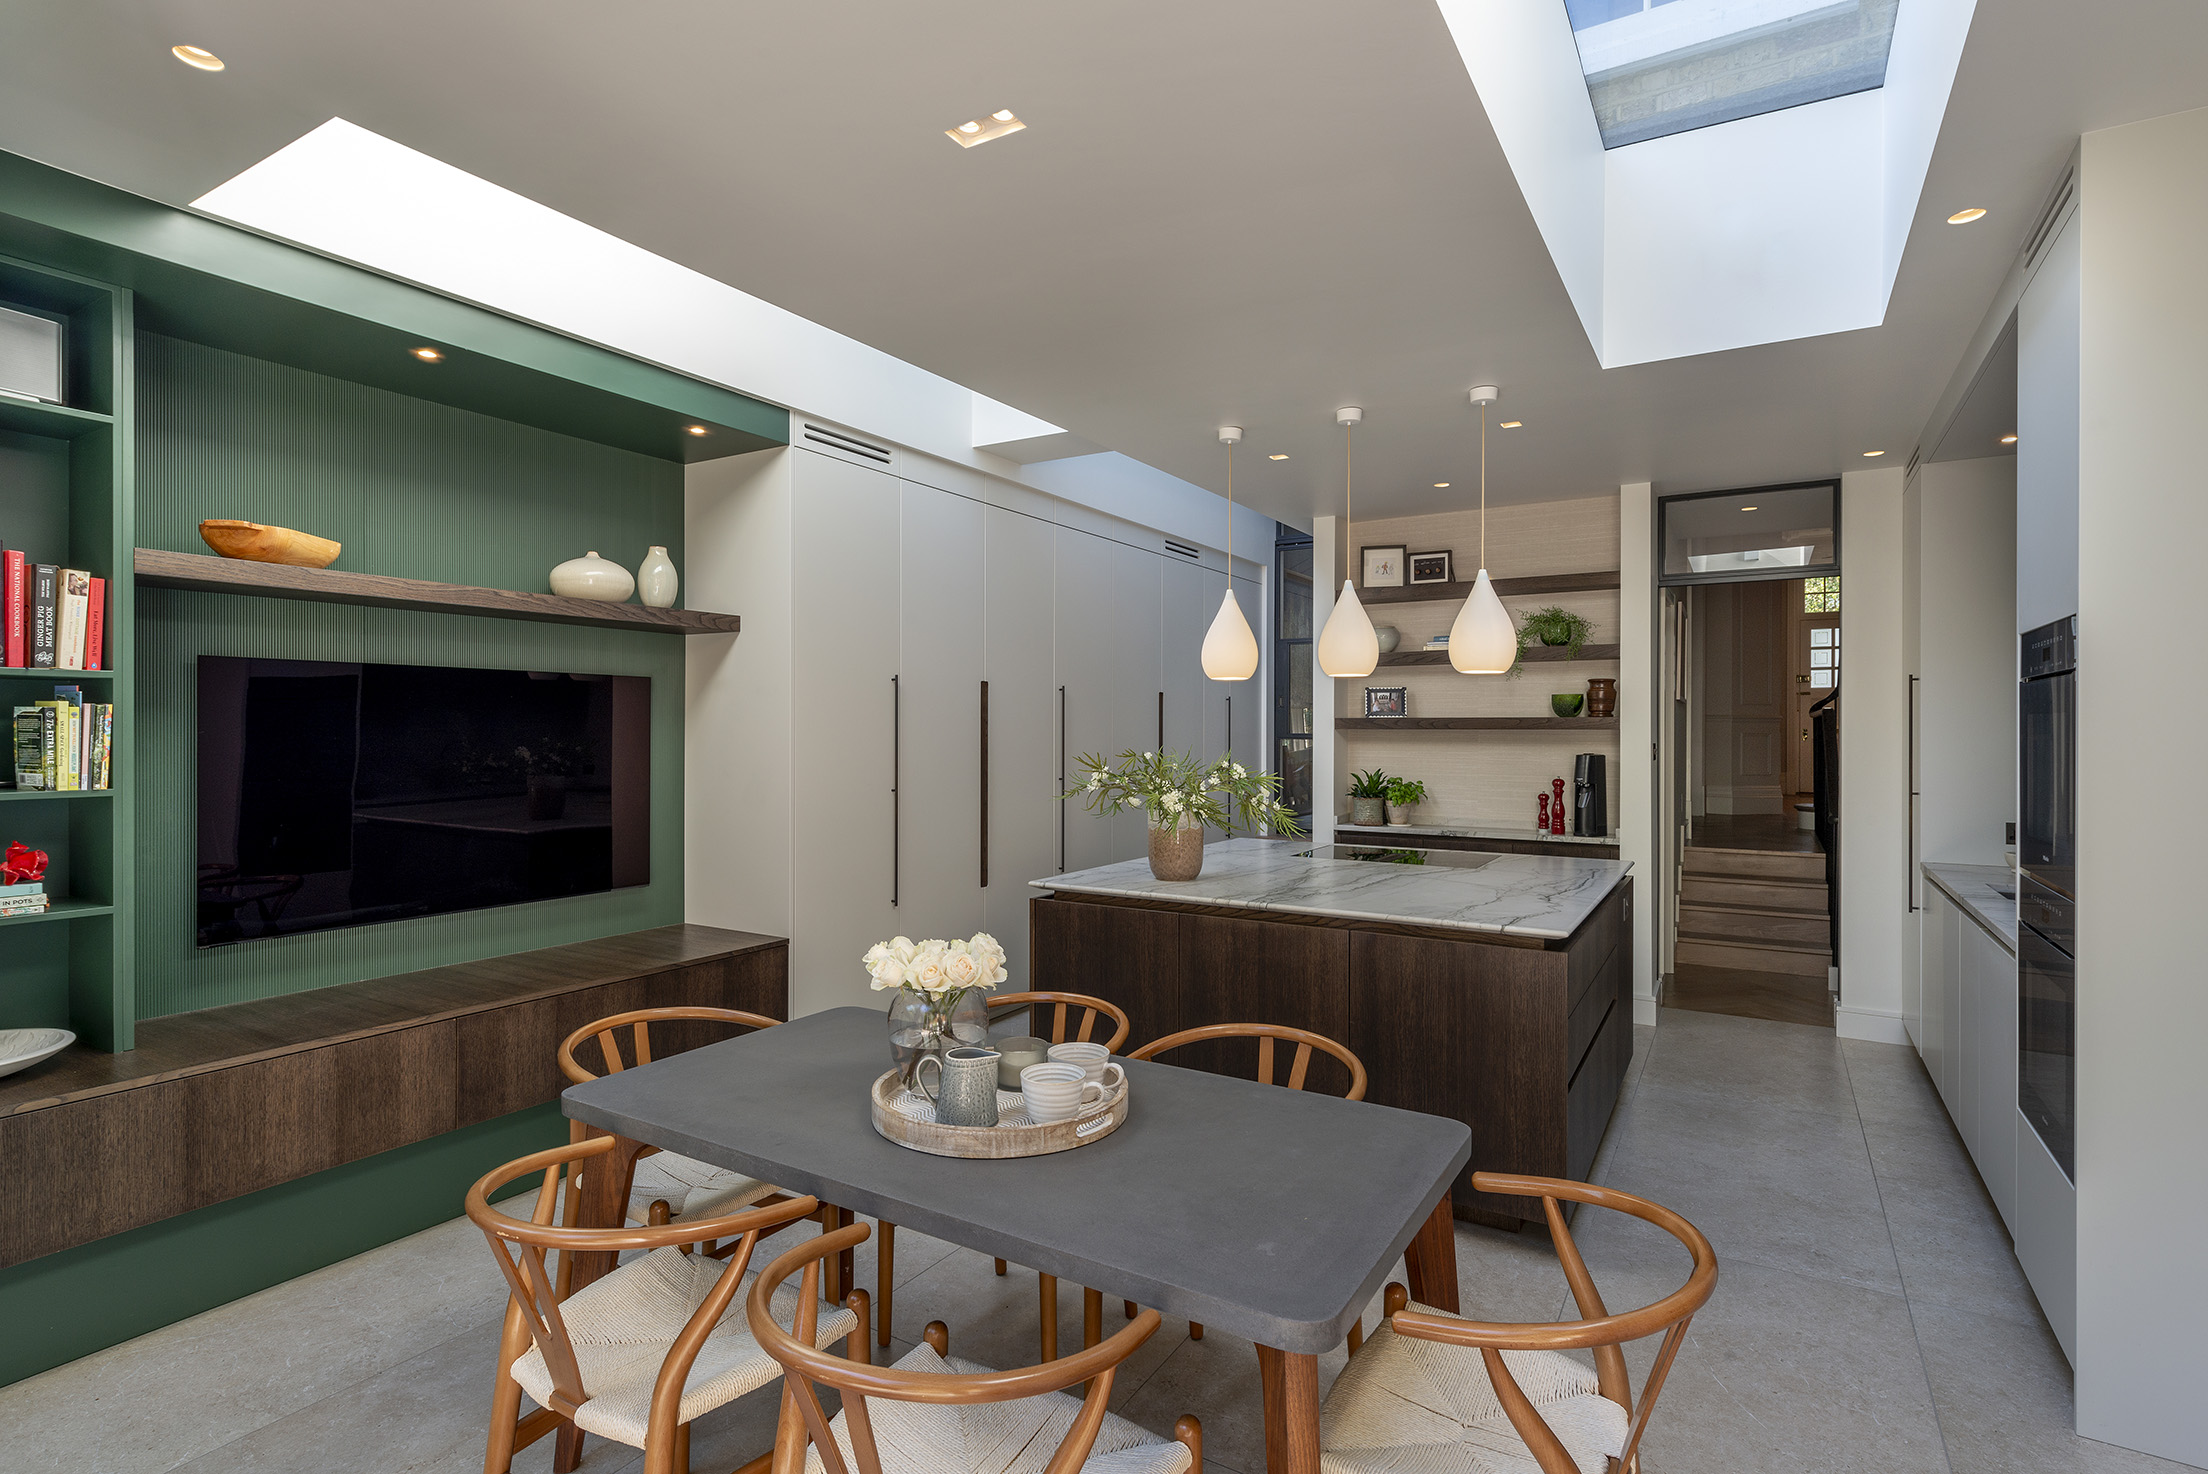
top-left (1641, 1006), bottom-right (1858, 1119)
top-left (1862, 1115), bottom-right (2043, 1328)
top-left (1843, 1036), bottom-right (1947, 1126)
top-left (1912, 1302), bottom-right (2194, 1474)
top-left (1115, 1321), bottom-right (1352, 1474)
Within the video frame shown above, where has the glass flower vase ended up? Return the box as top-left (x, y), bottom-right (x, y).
top-left (886, 987), bottom-right (992, 1089)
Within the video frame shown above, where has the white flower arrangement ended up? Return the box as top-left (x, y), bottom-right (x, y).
top-left (863, 932), bottom-right (1008, 997)
top-left (1064, 749), bottom-right (1302, 838)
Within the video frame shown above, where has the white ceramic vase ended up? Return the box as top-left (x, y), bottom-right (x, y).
top-left (636, 546), bottom-right (679, 608)
top-left (549, 551), bottom-right (634, 602)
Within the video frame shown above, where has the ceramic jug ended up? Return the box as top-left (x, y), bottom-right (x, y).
top-left (916, 1045), bottom-right (1001, 1128)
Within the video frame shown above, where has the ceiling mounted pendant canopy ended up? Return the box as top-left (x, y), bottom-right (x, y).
top-left (1449, 385), bottom-right (1517, 675)
top-left (1201, 426), bottom-right (1260, 681)
top-left (1316, 407), bottom-right (1379, 679)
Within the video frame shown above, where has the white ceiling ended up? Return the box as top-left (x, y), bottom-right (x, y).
top-left (1, 1), bottom-right (2202, 526)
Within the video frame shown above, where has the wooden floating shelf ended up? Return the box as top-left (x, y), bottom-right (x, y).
top-left (1377, 644), bottom-right (1621, 668)
top-left (134, 549), bottom-right (742, 635)
top-left (1336, 716), bottom-right (1619, 731)
top-left (1357, 571), bottom-right (1620, 607)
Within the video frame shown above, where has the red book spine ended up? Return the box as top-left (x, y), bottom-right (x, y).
top-left (2, 551), bottom-right (22, 668)
top-left (84, 576), bottom-right (106, 672)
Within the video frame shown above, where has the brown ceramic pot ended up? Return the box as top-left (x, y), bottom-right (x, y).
top-left (1148, 818), bottom-right (1205, 881)
top-left (1585, 677), bottom-right (1618, 718)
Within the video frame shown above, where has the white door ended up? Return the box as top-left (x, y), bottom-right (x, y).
top-left (791, 450), bottom-right (902, 1016)
top-left (1056, 526), bottom-right (1123, 873)
top-left (899, 480), bottom-right (984, 943)
top-left (982, 504), bottom-right (1060, 987)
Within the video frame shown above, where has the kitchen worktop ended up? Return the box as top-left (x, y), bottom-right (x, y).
top-left (1334, 821), bottom-right (1618, 848)
top-left (1033, 837), bottom-right (1632, 941)
top-left (1922, 862), bottom-right (2018, 952)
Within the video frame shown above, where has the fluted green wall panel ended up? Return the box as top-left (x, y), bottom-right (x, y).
top-left (132, 334), bottom-right (686, 1018)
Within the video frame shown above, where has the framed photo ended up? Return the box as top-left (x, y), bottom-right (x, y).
top-left (1360, 545), bottom-right (1407, 588)
top-left (1364, 686), bottom-right (1407, 718)
top-left (1409, 550), bottom-right (1453, 585)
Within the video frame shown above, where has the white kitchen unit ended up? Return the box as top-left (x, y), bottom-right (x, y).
top-left (686, 422), bottom-right (1265, 1018)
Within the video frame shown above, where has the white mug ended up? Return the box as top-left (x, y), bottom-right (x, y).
top-left (1047, 1041), bottom-right (1121, 1085)
top-left (1020, 1061), bottom-right (1117, 1124)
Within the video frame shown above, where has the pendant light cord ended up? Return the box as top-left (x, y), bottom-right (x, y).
top-left (1345, 420), bottom-right (1354, 568)
top-left (1479, 403), bottom-right (1487, 571)
top-left (1226, 438), bottom-right (1233, 566)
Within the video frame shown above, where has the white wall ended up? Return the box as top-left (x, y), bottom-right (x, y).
top-left (1311, 514), bottom-right (1342, 846)
top-left (1916, 456), bottom-right (2018, 867)
top-left (1836, 465), bottom-right (1909, 1043)
top-left (2072, 104), bottom-right (2208, 1467)
top-left (1620, 482), bottom-right (1656, 1026)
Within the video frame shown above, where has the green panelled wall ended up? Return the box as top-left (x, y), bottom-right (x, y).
top-left (132, 332), bottom-right (687, 1016)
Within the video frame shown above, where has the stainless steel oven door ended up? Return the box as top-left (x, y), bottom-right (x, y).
top-left (2019, 668), bottom-right (2074, 895)
top-left (2018, 921), bottom-right (2074, 1182)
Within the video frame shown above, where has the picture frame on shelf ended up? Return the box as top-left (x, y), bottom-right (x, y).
top-left (1363, 686), bottom-right (1407, 718)
top-left (1409, 550), bottom-right (1452, 584)
top-left (1360, 545), bottom-right (1406, 588)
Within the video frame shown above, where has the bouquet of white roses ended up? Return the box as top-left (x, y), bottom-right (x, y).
top-left (862, 932), bottom-right (1009, 997)
top-left (1065, 749), bottom-right (1302, 838)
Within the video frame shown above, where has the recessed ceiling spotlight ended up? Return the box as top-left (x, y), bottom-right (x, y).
top-left (1862, 449), bottom-right (1886, 457)
top-left (1434, 482), bottom-right (1451, 488)
top-left (2000, 434), bottom-right (2018, 445)
top-left (686, 425), bottom-right (710, 436)
top-left (172, 44), bottom-right (224, 71)
top-left (410, 346), bottom-right (443, 362)
top-left (1268, 453), bottom-right (1289, 460)
top-left (1947, 207), bottom-right (1988, 224)
top-left (947, 111), bottom-right (1027, 148)
top-left (1498, 421), bottom-right (1523, 429)
top-left (1740, 505), bottom-right (1759, 512)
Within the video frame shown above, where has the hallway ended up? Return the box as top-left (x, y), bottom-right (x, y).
top-left (0, 1010), bottom-right (2160, 1474)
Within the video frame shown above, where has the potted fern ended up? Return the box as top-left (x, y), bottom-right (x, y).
top-left (1384, 777), bottom-right (1428, 826)
top-left (1348, 768), bottom-right (1389, 827)
top-left (1518, 605), bottom-right (1595, 667)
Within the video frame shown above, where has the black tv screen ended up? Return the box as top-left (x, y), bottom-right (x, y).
top-left (196, 657), bottom-right (650, 947)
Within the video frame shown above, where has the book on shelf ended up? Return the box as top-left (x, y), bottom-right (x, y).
top-left (2, 549), bottom-right (22, 667)
top-left (51, 685), bottom-right (80, 791)
top-left (57, 569), bottom-right (89, 670)
top-left (10, 705), bottom-right (45, 789)
top-left (0, 880), bottom-right (43, 901)
top-left (0, 894), bottom-right (50, 917)
top-left (84, 575), bottom-right (105, 671)
top-left (29, 563), bottom-right (56, 669)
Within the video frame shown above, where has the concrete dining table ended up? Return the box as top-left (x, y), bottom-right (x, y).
top-left (560, 1005), bottom-right (1473, 1474)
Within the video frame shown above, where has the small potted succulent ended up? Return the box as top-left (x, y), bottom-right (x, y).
top-left (1384, 777), bottom-right (1428, 826)
top-left (1348, 768), bottom-right (1390, 827)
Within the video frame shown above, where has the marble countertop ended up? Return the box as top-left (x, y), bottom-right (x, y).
top-left (1334, 821), bottom-right (1618, 848)
top-left (1922, 862), bottom-right (2018, 952)
top-left (1032, 837), bottom-right (1632, 941)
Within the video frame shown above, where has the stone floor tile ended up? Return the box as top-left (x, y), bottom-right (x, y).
top-left (1115, 1320), bottom-right (1352, 1474)
top-left (1862, 1116), bottom-right (2044, 1328)
top-left (1844, 1036), bottom-right (1947, 1126)
top-left (1640, 1006), bottom-right (1858, 1119)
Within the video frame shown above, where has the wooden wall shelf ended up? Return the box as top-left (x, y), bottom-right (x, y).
top-left (1357, 571), bottom-right (1620, 608)
top-left (1336, 716), bottom-right (1619, 731)
top-left (1376, 644), bottom-right (1620, 668)
top-left (134, 548), bottom-right (741, 635)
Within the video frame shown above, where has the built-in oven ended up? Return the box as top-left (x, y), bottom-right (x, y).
top-left (2019, 616), bottom-right (2075, 897)
top-left (2017, 874), bottom-right (2074, 1181)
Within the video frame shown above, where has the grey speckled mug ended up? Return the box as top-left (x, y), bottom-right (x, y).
top-left (916, 1046), bottom-right (1000, 1128)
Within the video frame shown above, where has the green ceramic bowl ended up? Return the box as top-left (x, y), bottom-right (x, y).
top-left (1551, 693), bottom-right (1585, 718)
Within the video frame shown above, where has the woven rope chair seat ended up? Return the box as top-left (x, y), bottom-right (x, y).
top-left (1319, 1302), bottom-right (1628, 1474)
top-left (512, 1245), bottom-right (857, 1447)
top-left (623, 1150), bottom-right (776, 1224)
top-left (801, 1343), bottom-right (1194, 1474)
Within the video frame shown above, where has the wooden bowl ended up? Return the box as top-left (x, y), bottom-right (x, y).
top-left (200, 519), bottom-right (342, 568)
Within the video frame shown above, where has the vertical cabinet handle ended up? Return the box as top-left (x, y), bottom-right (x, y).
top-left (1907, 673), bottom-right (1919, 913)
top-left (1226, 696), bottom-right (1232, 760)
top-left (891, 674), bottom-right (900, 908)
top-left (1157, 690), bottom-right (1165, 751)
top-left (979, 680), bottom-right (990, 889)
top-left (1058, 685), bottom-right (1068, 873)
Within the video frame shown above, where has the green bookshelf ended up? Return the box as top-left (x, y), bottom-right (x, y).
top-left (0, 252), bottom-right (133, 1049)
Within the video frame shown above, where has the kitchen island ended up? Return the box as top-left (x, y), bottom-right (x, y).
top-left (1030, 839), bottom-right (1633, 1227)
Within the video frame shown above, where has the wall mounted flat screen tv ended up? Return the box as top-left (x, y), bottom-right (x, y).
top-left (197, 657), bottom-right (649, 947)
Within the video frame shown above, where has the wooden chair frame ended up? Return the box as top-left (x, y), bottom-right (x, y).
top-left (1378, 1171), bottom-right (1718, 1474)
top-left (748, 1222), bottom-right (1201, 1474)
top-left (1123, 1022), bottom-right (1369, 1340)
top-left (978, 991), bottom-right (1132, 1344)
top-left (466, 1135), bottom-right (865, 1474)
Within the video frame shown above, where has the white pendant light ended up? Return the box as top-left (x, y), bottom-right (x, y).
top-left (1450, 386), bottom-right (1517, 674)
top-left (1317, 407), bottom-right (1379, 678)
top-left (1202, 426), bottom-right (1261, 680)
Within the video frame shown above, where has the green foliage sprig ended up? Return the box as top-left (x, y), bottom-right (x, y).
top-left (1348, 767), bottom-right (1391, 799)
top-left (1067, 750), bottom-right (1303, 838)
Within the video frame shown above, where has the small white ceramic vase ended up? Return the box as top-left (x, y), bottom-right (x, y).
top-left (636, 546), bottom-right (679, 608)
top-left (549, 551), bottom-right (634, 602)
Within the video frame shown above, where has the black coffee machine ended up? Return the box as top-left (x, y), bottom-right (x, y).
top-left (1573, 753), bottom-right (1608, 837)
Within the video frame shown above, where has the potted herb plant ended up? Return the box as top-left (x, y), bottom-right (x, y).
top-left (1348, 768), bottom-right (1390, 827)
top-left (1384, 777), bottom-right (1428, 826)
top-left (1517, 605), bottom-right (1595, 666)
top-left (1067, 750), bottom-right (1302, 881)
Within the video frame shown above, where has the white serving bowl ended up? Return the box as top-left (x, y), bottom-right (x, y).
top-left (0, 1027), bottom-right (75, 1080)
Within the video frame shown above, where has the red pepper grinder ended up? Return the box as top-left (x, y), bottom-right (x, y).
top-left (1536, 792), bottom-right (1550, 832)
top-left (1551, 777), bottom-right (1568, 835)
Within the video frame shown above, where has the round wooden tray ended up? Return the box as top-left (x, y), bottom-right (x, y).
top-left (870, 1068), bottom-right (1129, 1159)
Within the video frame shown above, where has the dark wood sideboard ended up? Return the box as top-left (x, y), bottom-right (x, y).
top-left (0, 925), bottom-right (787, 1269)
top-left (1030, 881), bottom-right (1632, 1229)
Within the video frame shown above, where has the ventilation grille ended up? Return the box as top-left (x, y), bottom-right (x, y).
top-left (2023, 162), bottom-right (2077, 273)
top-left (1163, 539), bottom-right (1202, 561)
top-left (800, 422), bottom-right (892, 463)
top-left (1904, 445), bottom-right (1922, 479)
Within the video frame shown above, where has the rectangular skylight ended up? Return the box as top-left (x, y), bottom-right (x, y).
top-left (1564, 0), bottom-right (1900, 148)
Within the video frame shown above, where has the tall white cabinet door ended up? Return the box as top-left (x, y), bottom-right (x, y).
top-left (1920, 889), bottom-right (1959, 1116)
top-left (899, 480), bottom-right (985, 943)
top-left (1227, 574), bottom-right (1262, 774)
top-left (982, 505), bottom-right (1060, 987)
top-left (1162, 557), bottom-right (1207, 762)
top-left (1056, 526), bottom-right (1124, 873)
top-left (1968, 924), bottom-right (2020, 1232)
top-left (1114, 543), bottom-right (1166, 859)
top-left (791, 451), bottom-right (902, 1016)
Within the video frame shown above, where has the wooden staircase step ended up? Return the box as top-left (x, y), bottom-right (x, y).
top-left (1681, 875), bottom-right (1829, 911)
top-left (1682, 847), bottom-right (1827, 882)
top-left (1676, 935), bottom-right (1832, 977)
top-left (1677, 904), bottom-right (1832, 946)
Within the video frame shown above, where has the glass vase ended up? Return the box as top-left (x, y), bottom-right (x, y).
top-left (886, 987), bottom-right (992, 1089)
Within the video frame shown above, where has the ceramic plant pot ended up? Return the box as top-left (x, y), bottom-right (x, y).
top-left (199, 519), bottom-right (341, 568)
top-left (1586, 678), bottom-right (1617, 718)
top-left (1148, 815), bottom-right (1205, 881)
top-left (1350, 796), bottom-right (1385, 826)
top-left (1552, 693), bottom-right (1585, 718)
top-left (1386, 804), bottom-right (1416, 827)
top-left (636, 546), bottom-right (679, 608)
top-left (550, 551), bottom-right (635, 602)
